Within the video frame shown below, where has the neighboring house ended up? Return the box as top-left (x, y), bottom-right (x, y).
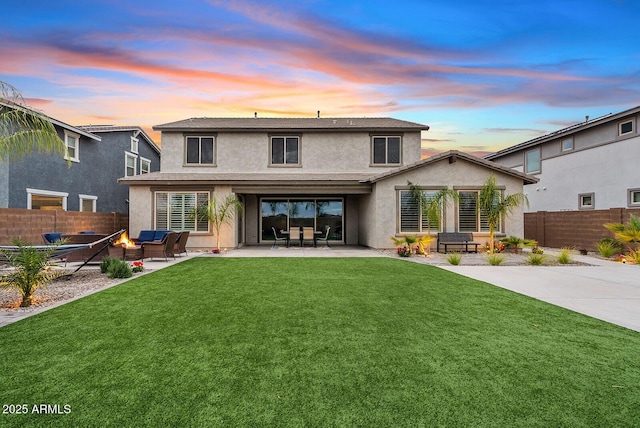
top-left (120, 117), bottom-right (536, 249)
top-left (485, 105), bottom-right (640, 212)
top-left (0, 102), bottom-right (160, 213)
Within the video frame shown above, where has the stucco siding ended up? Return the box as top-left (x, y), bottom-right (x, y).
top-left (160, 130), bottom-right (421, 174)
top-left (370, 158), bottom-right (526, 249)
top-left (523, 135), bottom-right (640, 212)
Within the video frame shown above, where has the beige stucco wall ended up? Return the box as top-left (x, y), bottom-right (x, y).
top-left (160, 131), bottom-right (422, 173)
top-left (366, 157), bottom-right (526, 249)
top-left (128, 184), bottom-right (240, 250)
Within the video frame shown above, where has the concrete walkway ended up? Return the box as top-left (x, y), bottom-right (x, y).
top-left (440, 254), bottom-right (640, 332)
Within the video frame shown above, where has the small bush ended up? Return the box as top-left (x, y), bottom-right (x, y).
top-left (557, 247), bottom-right (573, 265)
top-left (487, 254), bottom-right (504, 266)
top-left (100, 256), bottom-right (121, 274)
top-left (447, 253), bottom-right (462, 265)
top-left (526, 253), bottom-right (545, 265)
top-left (625, 250), bottom-right (640, 264)
top-left (597, 238), bottom-right (622, 258)
top-left (106, 259), bottom-right (133, 279)
top-left (531, 247), bottom-right (544, 255)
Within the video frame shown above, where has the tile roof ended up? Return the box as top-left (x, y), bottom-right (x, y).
top-left (153, 117), bottom-right (429, 132)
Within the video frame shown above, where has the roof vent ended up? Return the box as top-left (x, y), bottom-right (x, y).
top-left (317, 110), bottom-right (320, 118)
top-left (585, 115), bottom-right (589, 123)
top-left (254, 112), bottom-right (257, 118)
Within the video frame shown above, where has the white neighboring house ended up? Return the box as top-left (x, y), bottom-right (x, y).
top-left (486, 105), bottom-right (640, 212)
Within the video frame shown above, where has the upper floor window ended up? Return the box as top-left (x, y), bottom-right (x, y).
top-left (64, 131), bottom-right (79, 162)
top-left (372, 136), bottom-right (401, 165)
top-left (525, 148), bottom-right (541, 174)
top-left (270, 136), bottom-right (300, 166)
top-left (398, 190), bottom-right (442, 233)
top-left (619, 119), bottom-right (634, 136)
top-left (125, 152), bottom-right (137, 176)
top-left (131, 137), bottom-right (139, 154)
top-left (561, 138), bottom-right (573, 152)
top-left (185, 136), bottom-right (215, 165)
top-left (140, 157), bottom-right (150, 174)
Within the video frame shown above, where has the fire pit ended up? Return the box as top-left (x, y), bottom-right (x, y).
top-left (109, 232), bottom-right (144, 261)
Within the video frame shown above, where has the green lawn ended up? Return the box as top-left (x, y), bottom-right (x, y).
top-left (1, 258), bottom-right (639, 427)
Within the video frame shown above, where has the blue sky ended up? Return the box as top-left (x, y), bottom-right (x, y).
top-left (1, 0), bottom-right (638, 156)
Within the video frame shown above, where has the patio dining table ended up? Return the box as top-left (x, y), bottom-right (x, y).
top-left (281, 228), bottom-right (322, 247)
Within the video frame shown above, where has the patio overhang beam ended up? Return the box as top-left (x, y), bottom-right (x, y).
top-left (231, 184), bottom-right (371, 195)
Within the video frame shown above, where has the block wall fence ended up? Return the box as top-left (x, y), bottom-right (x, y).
top-left (0, 208), bottom-right (128, 245)
top-left (524, 208), bottom-right (640, 251)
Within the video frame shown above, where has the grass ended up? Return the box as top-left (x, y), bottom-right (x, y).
top-left (1, 258), bottom-right (639, 427)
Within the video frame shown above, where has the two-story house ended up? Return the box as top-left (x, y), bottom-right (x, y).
top-left (486, 105), bottom-right (640, 213)
top-left (120, 117), bottom-right (536, 250)
top-left (0, 102), bottom-right (160, 213)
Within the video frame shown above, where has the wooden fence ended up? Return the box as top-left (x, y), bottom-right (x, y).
top-left (0, 208), bottom-right (128, 245)
top-left (524, 208), bottom-right (640, 251)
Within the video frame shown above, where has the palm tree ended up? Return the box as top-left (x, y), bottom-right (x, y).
top-left (604, 214), bottom-right (640, 250)
top-left (408, 181), bottom-right (459, 254)
top-left (478, 174), bottom-right (528, 254)
top-left (194, 194), bottom-right (243, 251)
top-left (0, 81), bottom-right (66, 161)
top-left (0, 239), bottom-right (65, 307)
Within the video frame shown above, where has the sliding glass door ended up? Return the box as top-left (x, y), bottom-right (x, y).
top-left (261, 198), bottom-right (343, 242)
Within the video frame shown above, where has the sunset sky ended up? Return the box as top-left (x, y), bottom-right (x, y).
top-left (2, 0), bottom-right (639, 157)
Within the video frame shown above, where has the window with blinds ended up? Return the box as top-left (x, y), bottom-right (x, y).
top-left (458, 191), bottom-right (491, 232)
top-left (155, 192), bottom-right (210, 232)
top-left (399, 190), bottom-right (441, 233)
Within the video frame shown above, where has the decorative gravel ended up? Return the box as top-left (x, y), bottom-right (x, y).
top-left (0, 269), bottom-right (125, 311)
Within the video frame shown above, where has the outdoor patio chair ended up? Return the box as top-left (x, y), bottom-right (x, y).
top-left (174, 231), bottom-right (190, 256)
top-left (42, 232), bottom-right (63, 244)
top-left (301, 227), bottom-right (315, 247)
top-left (289, 227), bottom-right (302, 245)
top-left (272, 227), bottom-right (289, 248)
top-left (142, 231), bottom-right (178, 261)
top-left (317, 226), bottom-right (331, 247)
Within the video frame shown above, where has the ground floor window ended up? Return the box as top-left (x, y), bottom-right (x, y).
top-left (26, 188), bottom-right (68, 210)
top-left (261, 198), bottom-right (343, 242)
top-left (79, 194), bottom-right (97, 212)
top-left (398, 190), bottom-right (442, 233)
top-left (458, 191), bottom-right (491, 232)
top-left (155, 191), bottom-right (210, 232)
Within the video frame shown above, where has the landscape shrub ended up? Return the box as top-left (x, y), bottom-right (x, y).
top-left (557, 248), bottom-right (573, 265)
top-left (526, 253), bottom-right (545, 265)
top-left (487, 254), bottom-right (504, 266)
top-left (100, 256), bottom-right (121, 274)
top-left (597, 238), bottom-right (621, 258)
top-left (106, 259), bottom-right (133, 279)
top-left (447, 253), bottom-right (462, 265)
